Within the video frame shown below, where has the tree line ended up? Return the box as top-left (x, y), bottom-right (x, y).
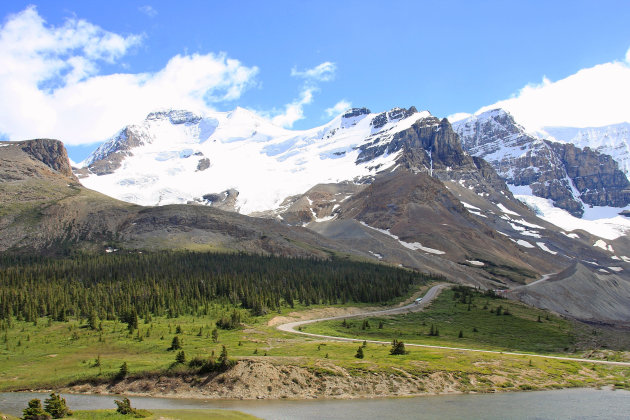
top-left (0, 251), bottom-right (434, 322)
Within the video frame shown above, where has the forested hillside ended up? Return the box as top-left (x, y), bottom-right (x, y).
top-left (0, 252), bottom-right (433, 323)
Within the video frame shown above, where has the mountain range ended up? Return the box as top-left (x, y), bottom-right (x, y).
top-left (2, 104), bottom-right (630, 326)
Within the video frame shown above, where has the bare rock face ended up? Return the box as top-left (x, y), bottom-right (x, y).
top-left (342, 107), bottom-right (371, 119)
top-left (454, 109), bottom-right (630, 217)
top-left (199, 189), bottom-right (240, 211)
top-left (196, 157), bottom-right (211, 171)
top-left (546, 141), bottom-right (630, 208)
top-left (370, 106), bottom-right (418, 129)
top-left (358, 116), bottom-right (467, 167)
top-left (18, 139), bottom-right (76, 179)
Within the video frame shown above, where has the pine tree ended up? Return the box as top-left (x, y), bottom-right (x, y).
top-left (22, 399), bottom-right (50, 420)
top-left (218, 345), bottom-right (232, 370)
top-left (87, 311), bottom-right (98, 330)
top-left (43, 393), bottom-right (72, 418)
top-left (116, 362), bottom-right (128, 380)
top-left (175, 350), bottom-right (186, 364)
top-left (355, 346), bottom-right (364, 359)
top-left (168, 336), bottom-right (181, 350)
top-left (211, 328), bottom-right (219, 343)
top-left (390, 339), bottom-right (407, 355)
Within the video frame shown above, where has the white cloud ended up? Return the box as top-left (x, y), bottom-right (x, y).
top-left (476, 51), bottom-right (630, 130)
top-left (325, 100), bottom-right (351, 117)
top-left (272, 87), bottom-right (316, 127)
top-left (290, 62), bottom-right (336, 82)
top-left (446, 112), bottom-right (472, 123)
top-left (139, 5), bottom-right (158, 18)
top-left (0, 6), bottom-right (258, 145)
top-left (271, 62), bottom-right (337, 128)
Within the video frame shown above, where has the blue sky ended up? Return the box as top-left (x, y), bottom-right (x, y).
top-left (1, 1), bottom-right (630, 161)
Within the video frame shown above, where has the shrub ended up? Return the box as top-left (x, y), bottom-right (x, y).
top-left (114, 397), bottom-right (136, 415)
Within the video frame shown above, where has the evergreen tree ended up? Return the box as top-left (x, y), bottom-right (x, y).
top-left (22, 399), bottom-right (50, 420)
top-left (211, 328), bottom-right (219, 343)
top-left (87, 311), bottom-right (98, 330)
top-left (218, 345), bottom-right (233, 370)
top-left (168, 336), bottom-right (181, 351)
top-left (43, 393), bottom-right (72, 418)
top-left (355, 346), bottom-right (364, 359)
top-left (175, 350), bottom-right (186, 364)
top-left (390, 339), bottom-right (407, 355)
top-left (116, 362), bottom-right (128, 380)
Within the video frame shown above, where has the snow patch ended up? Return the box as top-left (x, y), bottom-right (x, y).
top-left (461, 201), bottom-right (481, 211)
top-left (497, 203), bottom-right (519, 216)
top-left (608, 266), bottom-right (623, 272)
top-left (594, 239), bottom-right (614, 253)
top-left (359, 221), bottom-right (446, 255)
top-left (516, 239), bottom-right (535, 248)
top-left (512, 191), bottom-right (630, 240)
top-left (466, 260), bottom-right (485, 266)
top-left (536, 242), bottom-right (557, 255)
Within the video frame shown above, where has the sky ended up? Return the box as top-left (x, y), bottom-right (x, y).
top-left (1, 0), bottom-right (630, 162)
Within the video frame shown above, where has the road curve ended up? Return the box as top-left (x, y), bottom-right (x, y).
top-left (276, 284), bottom-right (630, 367)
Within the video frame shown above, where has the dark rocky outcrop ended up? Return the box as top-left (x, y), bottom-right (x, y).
top-left (199, 189), bottom-right (240, 211)
top-left (546, 141), bottom-right (630, 208)
top-left (197, 158), bottom-right (211, 171)
top-left (18, 139), bottom-right (75, 178)
top-left (454, 109), bottom-right (630, 217)
top-left (342, 108), bottom-right (371, 119)
top-left (84, 126), bottom-right (148, 175)
top-left (370, 106), bottom-right (418, 129)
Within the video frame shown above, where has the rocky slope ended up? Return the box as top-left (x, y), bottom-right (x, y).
top-left (542, 122), bottom-right (630, 179)
top-left (0, 140), bottom-right (361, 258)
top-left (453, 109), bottom-right (630, 217)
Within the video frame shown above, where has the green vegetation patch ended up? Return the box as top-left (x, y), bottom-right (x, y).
top-left (303, 286), bottom-right (576, 353)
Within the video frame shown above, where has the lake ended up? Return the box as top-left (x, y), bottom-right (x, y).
top-left (1, 388), bottom-right (629, 419)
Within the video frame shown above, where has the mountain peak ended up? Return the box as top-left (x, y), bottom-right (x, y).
top-left (145, 109), bottom-right (203, 125)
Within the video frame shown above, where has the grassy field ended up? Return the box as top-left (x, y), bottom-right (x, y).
top-left (302, 287), bottom-right (577, 353)
top-left (0, 284), bottom-right (629, 394)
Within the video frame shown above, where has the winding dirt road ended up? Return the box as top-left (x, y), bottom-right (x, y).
top-left (277, 284), bottom-right (630, 367)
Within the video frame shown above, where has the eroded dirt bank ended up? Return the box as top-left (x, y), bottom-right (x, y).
top-left (60, 358), bottom-right (614, 400)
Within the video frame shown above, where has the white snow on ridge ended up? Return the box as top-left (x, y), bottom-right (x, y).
top-left (81, 108), bottom-right (433, 214)
top-left (514, 194), bottom-right (630, 240)
top-left (359, 221), bottom-right (446, 255)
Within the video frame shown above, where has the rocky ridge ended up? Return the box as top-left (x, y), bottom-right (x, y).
top-left (453, 109), bottom-right (630, 217)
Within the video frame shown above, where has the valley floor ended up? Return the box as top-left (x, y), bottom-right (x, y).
top-left (10, 284), bottom-right (629, 401)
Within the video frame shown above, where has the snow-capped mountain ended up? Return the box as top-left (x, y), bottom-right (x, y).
top-left (540, 122), bottom-right (630, 180)
top-left (453, 109), bottom-right (630, 218)
top-left (78, 106), bottom-right (431, 214)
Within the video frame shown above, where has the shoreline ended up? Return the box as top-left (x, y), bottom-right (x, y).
top-left (16, 357), bottom-right (626, 401)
